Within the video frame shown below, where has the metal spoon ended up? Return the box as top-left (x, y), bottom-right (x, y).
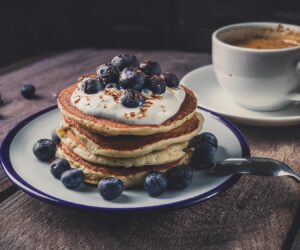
top-left (209, 157), bottom-right (300, 182)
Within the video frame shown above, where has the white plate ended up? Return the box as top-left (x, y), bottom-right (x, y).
top-left (0, 106), bottom-right (249, 212)
top-left (181, 65), bottom-right (300, 127)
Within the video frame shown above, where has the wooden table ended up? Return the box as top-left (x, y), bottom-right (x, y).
top-left (0, 49), bottom-right (299, 250)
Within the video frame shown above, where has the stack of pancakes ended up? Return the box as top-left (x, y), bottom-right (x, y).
top-left (56, 76), bottom-right (204, 188)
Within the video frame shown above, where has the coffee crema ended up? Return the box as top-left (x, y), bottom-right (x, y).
top-left (227, 25), bottom-right (300, 49)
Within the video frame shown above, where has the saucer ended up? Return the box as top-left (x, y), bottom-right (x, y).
top-left (181, 65), bottom-right (300, 127)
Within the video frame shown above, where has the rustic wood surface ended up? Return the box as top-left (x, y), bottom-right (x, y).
top-left (0, 49), bottom-right (299, 250)
top-left (292, 229), bottom-right (300, 250)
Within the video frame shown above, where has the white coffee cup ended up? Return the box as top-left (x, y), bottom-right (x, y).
top-left (212, 22), bottom-right (300, 111)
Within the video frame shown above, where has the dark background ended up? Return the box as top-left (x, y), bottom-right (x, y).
top-left (1, 0), bottom-right (300, 68)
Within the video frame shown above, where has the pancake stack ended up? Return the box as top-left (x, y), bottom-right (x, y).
top-left (56, 73), bottom-right (204, 188)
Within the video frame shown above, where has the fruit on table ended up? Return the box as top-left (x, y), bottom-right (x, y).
top-left (21, 84), bottom-right (36, 99)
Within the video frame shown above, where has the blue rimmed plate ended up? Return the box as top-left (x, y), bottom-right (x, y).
top-left (0, 106), bottom-right (250, 212)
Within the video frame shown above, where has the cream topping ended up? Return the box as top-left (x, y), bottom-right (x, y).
top-left (70, 78), bottom-right (186, 125)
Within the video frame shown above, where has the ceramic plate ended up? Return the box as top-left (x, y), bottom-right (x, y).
top-left (1, 106), bottom-right (250, 212)
top-left (181, 65), bottom-right (300, 127)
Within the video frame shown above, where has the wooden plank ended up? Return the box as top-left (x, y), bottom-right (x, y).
top-left (0, 168), bottom-right (17, 202)
top-left (0, 175), bottom-right (298, 249)
top-left (292, 228), bottom-right (300, 250)
top-left (0, 49), bottom-right (299, 249)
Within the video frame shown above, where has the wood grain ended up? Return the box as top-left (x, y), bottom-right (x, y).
top-left (292, 228), bottom-right (300, 250)
top-left (0, 49), bottom-right (299, 249)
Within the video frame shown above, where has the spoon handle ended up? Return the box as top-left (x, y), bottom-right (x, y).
top-left (210, 157), bottom-right (300, 183)
top-left (291, 173), bottom-right (300, 182)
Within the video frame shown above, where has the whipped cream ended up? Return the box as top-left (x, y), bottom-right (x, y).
top-left (70, 78), bottom-right (186, 125)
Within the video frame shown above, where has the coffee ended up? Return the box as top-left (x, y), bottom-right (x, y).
top-left (213, 22), bottom-right (300, 111)
top-left (227, 25), bottom-right (300, 49)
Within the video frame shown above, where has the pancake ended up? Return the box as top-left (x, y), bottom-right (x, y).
top-left (60, 129), bottom-right (188, 167)
top-left (59, 112), bottom-right (203, 158)
top-left (56, 143), bottom-right (191, 187)
top-left (57, 75), bottom-right (198, 136)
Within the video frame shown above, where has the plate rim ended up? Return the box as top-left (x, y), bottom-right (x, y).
top-left (181, 64), bottom-right (300, 124)
top-left (0, 105), bottom-right (250, 213)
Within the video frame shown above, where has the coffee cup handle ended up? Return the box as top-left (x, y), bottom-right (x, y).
top-left (287, 61), bottom-right (300, 102)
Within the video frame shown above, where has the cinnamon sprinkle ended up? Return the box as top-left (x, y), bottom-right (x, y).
top-left (74, 97), bottom-right (81, 104)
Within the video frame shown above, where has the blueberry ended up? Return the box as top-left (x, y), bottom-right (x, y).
top-left (190, 142), bottom-right (216, 170)
top-left (121, 89), bottom-right (145, 108)
top-left (21, 84), bottom-right (35, 99)
top-left (189, 132), bottom-right (218, 151)
top-left (50, 159), bottom-right (71, 179)
top-left (139, 60), bottom-right (161, 75)
top-left (119, 68), bottom-right (145, 91)
top-left (96, 63), bottom-right (120, 84)
top-left (166, 165), bottom-right (193, 190)
top-left (51, 128), bottom-right (60, 145)
top-left (61, 169), bottom-right (84, 189)
top-left (33, 139), bottom-right (56, 161)
top-left (82, 78), bottom-right (103, 94)
top-left (161, 73), bottom-right (179, 88)
top-left (98, 177), bottom-right (124, 200)
top-left (111, 54), bottom-right (139, 71)
top-left (145, 75), bottom-right (166, 95)
top-left (144, 171), bottom-right (167, 197)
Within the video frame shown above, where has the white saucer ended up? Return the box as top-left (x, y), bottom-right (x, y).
top-left (181, 65), bottom-right (300, 127)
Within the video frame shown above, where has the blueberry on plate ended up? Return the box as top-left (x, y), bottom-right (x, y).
top-left (145, 75), bottom-right (166, 95)
top-left (166, 165), bottom-right (193, 190)
top-left (21, 84), bottom-right (36, 99)
top-left (119, 67), bottom-right (145, 91)
top-left (190, 142), bottom-right (216, 170)
top-left (98, 177), bottom-right (124, 200)
top-left (96, 63), bottom-right (120, 84)
top-left (189, 132), bottom-right (218, 152)
top-left (82, 78), bottom-right (104, 94)
top-left (144, 171), bottom-right (167, 197)
top-left (33, 139), bottom-right (56, 161)
top-left (50, 159), bottom-right (71, 179)
top-left (61, 169), bottom-right (84, 189)
top-left (139, 60), bottom-right (161, 76)
top-left (111, 54), bottom-right (139, 71)
top-left (51, 128), bottom-right (60, 145)
top-left (161, 73), bottom-right (179, 88)
top-left (121, 89), bottom-right (145, 108)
